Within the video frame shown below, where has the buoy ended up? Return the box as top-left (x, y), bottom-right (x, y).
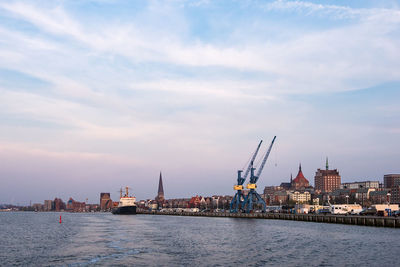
top-left (59, 215), bottom-right (62, 224)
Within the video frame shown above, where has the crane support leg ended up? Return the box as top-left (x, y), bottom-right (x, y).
top-left (242, 189), bottom-right (266, 213)
top-left (230, 191), bottom-right (245, 213)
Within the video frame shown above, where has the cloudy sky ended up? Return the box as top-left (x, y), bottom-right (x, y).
top-left (0, 0), bottom-right (399, 204)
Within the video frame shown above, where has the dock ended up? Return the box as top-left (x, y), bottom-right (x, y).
top-left (138, 210), bottom-right (400, 228)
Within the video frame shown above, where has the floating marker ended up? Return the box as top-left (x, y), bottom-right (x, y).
top-left (59, 215), bottom-right (62, 223)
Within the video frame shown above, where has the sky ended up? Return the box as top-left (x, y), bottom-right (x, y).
top-left (0, 0), bottom-right (399, 205)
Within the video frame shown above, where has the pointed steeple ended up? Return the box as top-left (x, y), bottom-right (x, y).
top-left (158, 172), bottom-right (164, 197)
top-left (292, 163), bottom-right (309, 189)
top-left (326, 157), bottom-right (329, 170)
top-left (290, 173), bottom-right (293, 183)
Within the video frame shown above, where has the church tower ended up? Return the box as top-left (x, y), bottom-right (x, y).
top-left (155, 172), bottom-right (165, 205)
top-left (291, 163), bottom-right (310, 189)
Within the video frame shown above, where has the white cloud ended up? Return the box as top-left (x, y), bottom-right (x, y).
top-left (1, 1), bottom-right (400, 95)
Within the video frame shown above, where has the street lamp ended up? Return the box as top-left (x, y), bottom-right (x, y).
top-left (387, 193), bottom-right (391, 205)
top-left (346, 195), bottom-right (349, 205)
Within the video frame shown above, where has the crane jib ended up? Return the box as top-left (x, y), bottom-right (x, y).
top-left (255, 136), bottom-right (276, 179)
top-left (242, 140), bottom-right (263, 181)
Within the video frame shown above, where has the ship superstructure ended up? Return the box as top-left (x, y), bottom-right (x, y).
top-left (112, 186), bottom-right (137, 215)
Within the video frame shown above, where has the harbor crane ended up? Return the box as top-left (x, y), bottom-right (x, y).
top-left (230, 140), bottom-right (263, 213)
top-left (242, 136), bottom-right (276, 213)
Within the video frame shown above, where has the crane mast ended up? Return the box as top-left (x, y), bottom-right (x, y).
top-left (230, 140), bottom-right (263, 213)
top-left (242, 136), bottom-right (276, 213)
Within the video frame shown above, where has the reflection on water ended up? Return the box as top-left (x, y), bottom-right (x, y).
top-left (0, 212), bottom-right (398, 266)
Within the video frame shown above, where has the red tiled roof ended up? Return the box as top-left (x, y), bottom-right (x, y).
top-left (293, 165), bottom-right (309, 184)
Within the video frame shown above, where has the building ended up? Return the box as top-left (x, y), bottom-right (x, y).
top-left (53, 198), bottom-right (66, 211)
top-left (272, 191), bottom-right (289, 205)
top-left (66, 197), bottom-right (86, 212)
top-left (370, 190), bottom-right (390, 204)
top-left (354, 188), bottom-right (375, 206)
top-left (341, 181), bottom-right (379, 189)
top-left (155, 172), bottom-right (165, 208)
top-left (263, 186), bottom-right (284, 195)
top-left (384, 174), bottom-right (400, 189)
top-left (100, 193), bottom-right (112, 211)
top-left (314, 158), bottom-right (341, 193)
top-left (291, 164), bottom-right (310, 189)
top-left (164, 198), bottom-right (190, 209)
top-left (188, 195), bottom-right (201, 208)
top-left (390, 186), bottom-right (400, 204)
top-left (288, 191), bottom-right (311, 204)
top-left (44, 200), bottom-right (53, 211)
top-left (279, 174), bottom-right (292, 190)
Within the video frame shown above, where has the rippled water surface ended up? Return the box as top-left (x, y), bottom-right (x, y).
top-left (0, 212), bottom-right (399, 266)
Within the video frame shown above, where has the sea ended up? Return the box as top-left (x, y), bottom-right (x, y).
top-left (0, 212), bottom-right (399, 266)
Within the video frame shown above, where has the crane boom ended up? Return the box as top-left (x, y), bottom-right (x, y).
top-left (255, 136), bottom-right (276, 181)
top-left (242, 140), bottom-right (263, 182)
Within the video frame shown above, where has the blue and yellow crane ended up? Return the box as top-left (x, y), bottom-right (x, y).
top-left (242, 136), bottom-right (276, 213)
top-left (230, 140), bottom-right (263, 213)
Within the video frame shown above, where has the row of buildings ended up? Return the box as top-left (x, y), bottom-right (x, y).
top-left (31, 197), bottom-right (99, 212)
top-left (141, 161), bottom-right (400, 211)
top-left (262, 160), bottom-right (400, 207)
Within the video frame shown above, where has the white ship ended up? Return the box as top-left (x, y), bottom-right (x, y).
top-left (112, 186), bottom-right (137, 215)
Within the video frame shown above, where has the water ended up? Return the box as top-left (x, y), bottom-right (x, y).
top-left (0, 212), bottom-right (399, 266)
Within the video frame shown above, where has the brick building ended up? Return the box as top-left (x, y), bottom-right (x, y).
top-left (100, 193), bottom-right (112, 210)
top-left (53, 198), bottom-right (66, 211)
top-left (384, 174), bottom-right (400, 188)
top-left (291, 164), bottom-right (310, 189)
top-left (314, 159), bottom-right (341, 193)
top-left (66, 197), bottom-right (86, 212)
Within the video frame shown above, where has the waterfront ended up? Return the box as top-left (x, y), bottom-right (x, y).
top-left (0, 212), bottom-right (399, 266)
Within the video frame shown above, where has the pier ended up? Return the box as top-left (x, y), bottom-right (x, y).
top-left (138, 210), bottom-right (400, 228)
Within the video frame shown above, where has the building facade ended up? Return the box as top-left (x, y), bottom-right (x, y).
top-left (100, 193), bottom-right (112, 210)
top-left (66, 197), bottom-right (86, 212)
top-left (44, 200), bottom-right (53, 211)
top-left (370, 190), bottom-right (390, 204)
top-left (384, 174), bottom-right (400, 189)
top-left (390, 186), bottom-right (400, 204)
top-left (288, 191), bottom-right (311, 203)
top-left (314, 159), bottom-right (341, 193)
top-left (53, 198), bottom-right (66, 211)
top-left (341, 181), bottom-right (379, 189)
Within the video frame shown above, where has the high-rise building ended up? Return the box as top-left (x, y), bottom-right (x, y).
top-left (155, 172), bottom-right (165, 206)
top-left (384, 174), bottom-right (400, 189)
top-left (314, 158), bottom-right (341, 193)
top-left (100, 193), bottom-right (112, 210)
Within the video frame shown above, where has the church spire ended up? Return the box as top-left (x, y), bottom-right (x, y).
top-left (157, 171), bottom-right (164, 198)
top-left (326, 157), bottom-right (329, 170)
top-left (299, 163), bottom-right (302, 172)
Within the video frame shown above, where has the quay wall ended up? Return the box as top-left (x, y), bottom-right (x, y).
top-left (137, 210), bottom-right (400, 228)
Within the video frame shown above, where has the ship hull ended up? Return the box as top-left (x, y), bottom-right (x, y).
top-left (112, 205), bottom-right (137, 215)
